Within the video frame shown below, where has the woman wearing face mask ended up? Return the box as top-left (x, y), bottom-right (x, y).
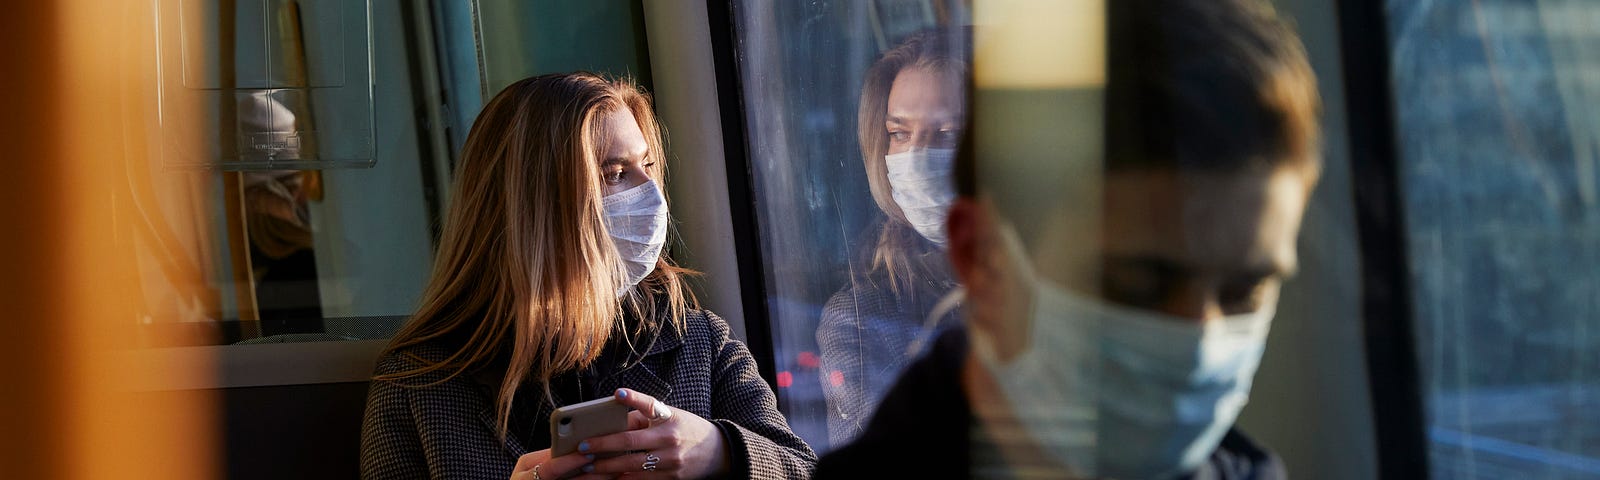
top-left (360, 73), bottom-right (815, 480)
top-left (815, 29), bottom-right (969, 447)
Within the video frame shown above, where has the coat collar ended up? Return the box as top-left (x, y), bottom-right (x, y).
top-left (468, 320), bottom-right (685, 456)
top-left (597, 320), bottom-right (680, 396)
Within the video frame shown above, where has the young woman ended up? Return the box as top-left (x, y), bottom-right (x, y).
top-left (816, 29), bottom-right (969, 447)
top-left (360, 73), bottom-right (815, 480)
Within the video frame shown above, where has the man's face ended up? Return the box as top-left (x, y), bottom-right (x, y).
top-left (1036, 164), bottom-right (1312, 323)
top-left (1091, 166), bottom-right (1312, 321)
top-left (950, 163), bottom-right (1315, 353)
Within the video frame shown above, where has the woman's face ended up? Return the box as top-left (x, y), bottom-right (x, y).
top-left (598, 108), bottom-right (654, 197)
top-left (885, 66), bottom-right (964, 155)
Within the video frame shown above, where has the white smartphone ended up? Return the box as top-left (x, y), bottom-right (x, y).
top-left (550, 396), bottom-right (632, 457)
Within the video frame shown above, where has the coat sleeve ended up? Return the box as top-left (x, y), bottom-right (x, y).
top-left (359, 357), bottom-right (433, 480)
top-left (816, 290), bottom-right (871, 446)
top-left (702, 311), bottom-right (819, 479)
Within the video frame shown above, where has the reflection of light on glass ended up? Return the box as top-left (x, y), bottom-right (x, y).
top-left (777, 371), bottom-right (794, 388)
top-left (797, 351), bottom-right (820, 369)
top-left (971, 0), bottom-right (1105, 348)
top-left (973, 0), bottom-right (1105, 89)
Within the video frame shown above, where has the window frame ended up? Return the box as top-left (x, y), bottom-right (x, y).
top-left (702, 0), bottom-right (782, 400)
top-left (1336, 0), bottom-right (1434, 478)
top-left (706, 0), bottom-right (1444, 475)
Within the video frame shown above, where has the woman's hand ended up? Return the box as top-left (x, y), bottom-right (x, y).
top-left (510, 448), bottom-right (603, 480)
top-left (574, 388), bottom-right (731, 479)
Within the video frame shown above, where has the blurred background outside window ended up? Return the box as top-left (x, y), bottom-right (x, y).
top-left (1387, 1), bottom-right (1600, 477)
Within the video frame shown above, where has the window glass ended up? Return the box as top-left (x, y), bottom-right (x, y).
top-left (134, 0), bottom-right (654, 347)
top-left (1387, 1), bottom-right (1600, 477)
top-left (728, 0), bottom-right (970, 452)
top-left (139, 0), bottom-right (432, 346)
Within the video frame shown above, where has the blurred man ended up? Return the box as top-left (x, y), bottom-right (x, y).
top-left (816, 0), bottom-right (1319, 478)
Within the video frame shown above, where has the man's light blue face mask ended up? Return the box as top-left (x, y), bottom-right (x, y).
top-left (962, 167), bottom-right (1310, 478)
top-left (965, 221), bottom-right (1276, 479)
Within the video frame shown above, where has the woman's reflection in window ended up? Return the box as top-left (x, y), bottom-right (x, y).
top-left (817, 29), bottom-right (969, 447)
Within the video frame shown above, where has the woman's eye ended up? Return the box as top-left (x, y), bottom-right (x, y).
top-left (888, 131), bottom-right (909, 143)
top-left (604, 170), bottom-right (625, 185)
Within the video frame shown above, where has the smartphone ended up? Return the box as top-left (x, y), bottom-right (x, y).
top-left (550, 396), bottom-right (632, 457)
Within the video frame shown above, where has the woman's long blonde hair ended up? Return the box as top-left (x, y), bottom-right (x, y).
top-left (376, 72), bottom-right (694, 441)
top-left (857, 29), bottom-right (969, 294)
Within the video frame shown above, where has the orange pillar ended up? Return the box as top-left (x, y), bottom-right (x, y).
top-left (0, 1), bottom-right (218, 478)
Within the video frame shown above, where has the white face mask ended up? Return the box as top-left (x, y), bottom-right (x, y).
top-left (885, 148), bottom-right (957, 246)
top-left (971, 225), bottom-right (1275, 479)
top-left (602, 179), bottom-right (668, 294)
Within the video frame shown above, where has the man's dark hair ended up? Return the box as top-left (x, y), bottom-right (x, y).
top-left (955, 0), bottom-right (1319, 197)
top-left (1106, 0), bottom-right (1319, 173)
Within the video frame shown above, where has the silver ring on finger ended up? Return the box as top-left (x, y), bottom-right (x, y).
top-left (531, 464), bottom-right (543, 480)
top-left (650, 400), bottom-right (672, 421)
top-left (642, 452), bottom-right (661, 471)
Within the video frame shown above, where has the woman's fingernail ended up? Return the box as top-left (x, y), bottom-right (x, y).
top-left (585, 454), bottom-right (595, 461)
top-left (616, 389), bottom-right (629, 398)
top-left (579, 441), bottom-right (590, 452)
top-left (582, 465), bottom-right (594, 473)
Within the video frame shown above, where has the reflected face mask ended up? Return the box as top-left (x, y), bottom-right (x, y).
top-left (602, 179), bottom-right (669, 294)
top-left (885, 148), bottom-right (957, 246)
top-left (972, 224), bottom-right (1275, 479)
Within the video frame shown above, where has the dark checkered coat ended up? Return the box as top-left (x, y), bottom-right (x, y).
top-left (816, 271), bottom-right (959, 447)
top-left (360, 310), bottom-right (816, 479)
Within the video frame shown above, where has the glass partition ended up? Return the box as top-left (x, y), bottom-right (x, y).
top-left (726, 0), bottom-right (970, 451)
top-left (1387, 1), bottom-right (1600, 477)
top-left (138, 0), bottom-right (427, 347)
top-left (133, 0), bottom-right (654, 348)
top-left (157, 0), bottom-right (376, 170)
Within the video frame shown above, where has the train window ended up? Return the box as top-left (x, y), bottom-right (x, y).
top-left (132, 0), bottom-right (653, 348)
top-left (1387, 1), bottom-right (1600, 477)
top-left (135, 0), bottom-right (430, 347)
top-left (723, 0), bottom-right (970, 451)
top-left (157, 0), bottom-right (377, 170)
